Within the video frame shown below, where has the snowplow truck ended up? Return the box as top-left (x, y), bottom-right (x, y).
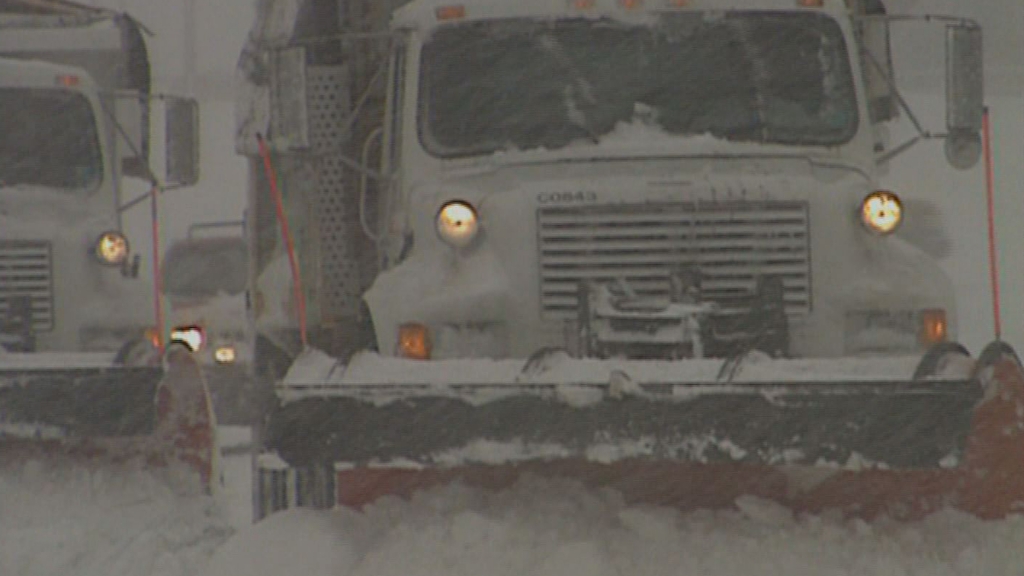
top-left (0, 1), bottom-right (215, 492)
top-left (237, 0), bottom-right (1024, 520)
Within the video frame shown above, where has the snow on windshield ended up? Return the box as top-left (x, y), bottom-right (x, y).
top-left (420, 12), bottom-right (857, 157)
top-left (0, 88), bottom-right (102, 189)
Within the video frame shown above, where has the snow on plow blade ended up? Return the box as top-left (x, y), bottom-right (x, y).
top-left (261, 344), bottom-right (1024, 520)
top-left (0, 347), bottom-right (218, 493)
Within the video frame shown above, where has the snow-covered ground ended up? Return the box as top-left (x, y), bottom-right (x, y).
top-left (0, 458), bottom-right (231, 576)
top-left (5, 443), bottom-right (1024, 576)
top-left (203, 478), bottom-right (1024, 576)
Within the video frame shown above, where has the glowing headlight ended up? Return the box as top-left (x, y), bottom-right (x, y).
top-left (213, 345), bottom-right (237, 364)
top-left (95, 231), bottom-right (130, 265)
top-left (860, 191), bottom-right (903, 235)
top-left (436, 201), bottom-right (479, 248)
top-left (170, 325), bottom-right (204, 352)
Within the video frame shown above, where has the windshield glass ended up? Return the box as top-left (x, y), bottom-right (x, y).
top-left (0, 88), bottom-right (103, 189)
top-left (420, 11), bottom-right (857, 157)
top-left (162, 238), bottom-right (248, 298)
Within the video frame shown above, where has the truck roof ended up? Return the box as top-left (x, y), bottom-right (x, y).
top-left (0, 55), bottom-right (98, 90)
top-left (392, 0), bottom-right (850, 29)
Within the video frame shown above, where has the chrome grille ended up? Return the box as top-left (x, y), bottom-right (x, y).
top-left (537, 202), bottom-right (811, 317)
top-left (0, 240), bottom-right (54, 331)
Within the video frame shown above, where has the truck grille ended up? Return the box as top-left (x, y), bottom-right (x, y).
top-left (0, 240), bottom-right (54, 332)
top-left (537, 202), bottom-right (811, 318)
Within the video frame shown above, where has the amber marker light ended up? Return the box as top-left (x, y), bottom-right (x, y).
top-left (56, 75), bottom-right (80, 87)
top-left (144, 327), bottom-right (162, 348)
top-left (920, 309), bottom-right (948, 345)
top-left (214, 345), bottom-right (238, 364)
top-left (435, 5), bottom-right (465, 20)
top-left (397, 323), bottom-right (432, 360)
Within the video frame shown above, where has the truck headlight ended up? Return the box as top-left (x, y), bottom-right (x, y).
top-left (860, 191), bottom-right (903, 235)
top-left (170, 325), bottom-right (205, 352)
top-left (436, 200), bottom-right (479, 248)
top-left (213, 345), bottom-right (237, 364)
top-left (95, 231), bottom-right (130, 265)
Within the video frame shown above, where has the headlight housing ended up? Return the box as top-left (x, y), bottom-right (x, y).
top-left (94, 231), bottom-right (130, 265)
top-left (170, 325), bottom-right (205, 352)
top-left (860, 191), bottom-right (903, 235)
top-left (436, 200), bottom-right (480, 248)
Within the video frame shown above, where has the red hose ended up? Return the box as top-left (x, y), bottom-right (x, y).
top-left (150, 183), bottom-right (165, 353)
top-left (256, 134), bottom-right (308, 347)
top-left (983, 107), bottom-right (1001, 340)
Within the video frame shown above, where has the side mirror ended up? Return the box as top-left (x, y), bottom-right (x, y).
top-left (113, 93), bottom-right (150, 174)
top-left (164, 97), bottom-right (200, 188)
top-left (945, 24), bottom-right (984, 170)
top-left (855, 11), bottom-right (898, 124)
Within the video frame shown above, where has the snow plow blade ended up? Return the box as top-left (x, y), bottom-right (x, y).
top-left (268, 378), bottom-right (979, 470)
top-left (258, 343), bottom-right (1024, 520)
top-left (0, 347), bottom-right (218, 493)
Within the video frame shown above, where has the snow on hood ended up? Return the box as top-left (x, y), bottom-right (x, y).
top-left (201, 477), bottom-right (1024, 576)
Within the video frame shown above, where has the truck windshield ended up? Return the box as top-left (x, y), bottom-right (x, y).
top-left (420, 11), bottom-right (857, 157)
top-left (0, 88), bottom-right (103, 189)
top-left (162, 238), bottom-right (248, 299)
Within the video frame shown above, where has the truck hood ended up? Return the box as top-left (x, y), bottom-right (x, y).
top-left (426, 154), bottom-right (872, 209)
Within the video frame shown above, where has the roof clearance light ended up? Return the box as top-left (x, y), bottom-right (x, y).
top-left (666, 0), bottom-right (690, 7)
top-left (56, 75), bottom-right (80, 87)
top-left (797, 0), bottom-right (824, 7)
top-left (619, 0), bottom-right (643, 8)
top-left (570, 0), bottom-right (597, 10)
top-left (435, 5), bottom-right (466, 20)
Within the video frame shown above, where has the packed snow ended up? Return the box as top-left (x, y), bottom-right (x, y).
top-left (203, 477), bottom-right (1024, 576)
top-left (0, 458), bottom-right (232, 576)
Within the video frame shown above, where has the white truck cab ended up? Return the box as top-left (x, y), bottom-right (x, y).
top-left (0, 6), bottom-right (199, 356)
top-left (239, 0), bottom-right (983, 365)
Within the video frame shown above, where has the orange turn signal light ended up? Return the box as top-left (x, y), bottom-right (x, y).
top-left (570, 0), bottom-right (596, 9)
top-left (144, 327), bottom-right (162, 348)
top-left (398, 323), bottom-right (432, 360)
top-left (56, 74), bottom-right (80, 87)
top-left (920, 309), bottom-right (948, 345)
top-left (435, 5), bottom-right (466, 20)
top-left (619, 0), bottom-right (643, 8)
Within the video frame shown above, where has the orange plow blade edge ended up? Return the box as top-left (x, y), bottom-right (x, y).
top-left (0, 346), bottom-right (218, 494)
top-left (322, 347), bottom-right (1024, 522)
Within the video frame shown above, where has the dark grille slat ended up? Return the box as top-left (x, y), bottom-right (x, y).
top-left (537, 202), bottom-right (811, 318)
top-left (0, 240), bottom-right (54, 332)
